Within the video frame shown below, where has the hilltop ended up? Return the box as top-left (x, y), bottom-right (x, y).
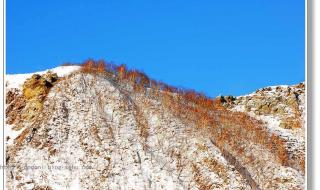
top-left (5, 61), bottom-right (305, 190)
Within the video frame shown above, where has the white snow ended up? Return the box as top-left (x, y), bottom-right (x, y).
top-left (229, 83), bottom-right (305, 189)
top-left (5, 71), bottom-right (305, 189)
top-left (5, 65), bottom-right (81, 89)
top-left (69, 177), bottom-right (81, 190)
top-left (4, 124), bottom-right (25, 145)
top-left (231, 83), bottom-right (305, 140)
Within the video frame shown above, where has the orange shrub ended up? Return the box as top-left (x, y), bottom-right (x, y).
top-left (97, 60), bottom-right (106, 73)
top-left (117, 64), bottom-right (127, 80)
top-left (81, 59), bottom-right (95, 73)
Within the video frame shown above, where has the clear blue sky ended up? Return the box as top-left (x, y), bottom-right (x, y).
top-left (7, 0), bottom-right (305, 96)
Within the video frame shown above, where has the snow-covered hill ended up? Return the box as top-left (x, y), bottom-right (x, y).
top-left (5, 65), bottom-right (305, 190)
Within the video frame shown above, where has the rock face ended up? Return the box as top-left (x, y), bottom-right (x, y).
top-left (5, 66), bottom-right (305, 190)
top-left (222, 83), bottom-right (305, 184)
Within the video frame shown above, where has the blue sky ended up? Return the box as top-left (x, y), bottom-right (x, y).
top-left (7, 0), bottom-right (305, 96)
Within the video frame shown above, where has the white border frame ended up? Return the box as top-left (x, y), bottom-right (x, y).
top-left (311, 0), bottom-right (320, 189)
top-left (1, 0), bottom-right (4, 188)
top-left (0, 0), bottom-right (316, 189)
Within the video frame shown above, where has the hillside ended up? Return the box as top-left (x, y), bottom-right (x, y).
top-left (5, 61), bottom-right (305, 190)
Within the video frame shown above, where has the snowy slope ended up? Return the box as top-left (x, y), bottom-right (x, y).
top-left (226, 84), bottom-right (305, 188)
top-left (4, 67), bottom-right (305, 190)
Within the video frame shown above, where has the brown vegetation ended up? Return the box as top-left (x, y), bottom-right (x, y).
top-left (75, 59), bottom-right (303, 173)
top-left (192, 164), bottom-right (215, 189)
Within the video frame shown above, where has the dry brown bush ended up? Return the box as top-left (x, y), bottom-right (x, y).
top-left (81, 59), bottom-right (95, 73)
top-left (192, 164), bottom-right (215, 190)
top-left (117, 64), bottom-right (127, 80)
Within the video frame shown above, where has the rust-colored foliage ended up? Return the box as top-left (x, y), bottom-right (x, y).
top-left (81, 59), bottom-right (111, 75)
top-left (81, 59), bottom-right (95, 73)
top-left (75, 59), bottom-right (296, 172)
top-left (117, 64), bottom-right (127, 80)
top-left (127, 70), bottom-right (138, 84)
top-left (97, 60), bottom-right (106, 73)
top-left (192, 164), bottom-right (214, 190)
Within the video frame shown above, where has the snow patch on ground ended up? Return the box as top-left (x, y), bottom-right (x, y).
top-left (6, 66), bottom-right (81, 89)
top-left (4, 124), bottom-right (25, 146)
top-left (69, 177), bottom-right (81, 190)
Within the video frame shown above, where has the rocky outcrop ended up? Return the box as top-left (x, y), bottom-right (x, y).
top-left (6, 72), bottom-right (59, 132)
top-left (5, 89), bottom-right (26, 126)
top-left (221, 83), bottom-right (305, 177)
top-left (223, 83), bottom-right (305, 130)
